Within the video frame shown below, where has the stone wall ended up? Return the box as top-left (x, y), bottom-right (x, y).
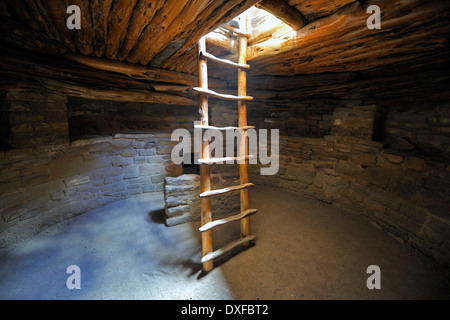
top-left (0, 132), bottom-right (181, 247)
top-left (164, 173), bottom-right (240, 226)
top-left (0, 89), bottom-right (184, 247)
top-left (245, 102), bottom-right (450, 267)
top-left (1, 87), bottom-right (449, 266)
top-left (1, 90), bottom-right (69, 150)
top-left (384, 104), bottom-right (450, 160)
top-left (211, 99), bottom-right (335, 137)
top-left (67, 96), bottom-right (197, 140)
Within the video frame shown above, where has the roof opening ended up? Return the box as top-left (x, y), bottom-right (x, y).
top-left (205, 5), bottom-right (295, 56)
top-left (243, 6), bottom-right (295, 45)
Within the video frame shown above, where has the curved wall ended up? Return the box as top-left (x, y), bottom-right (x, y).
top-left (1, 88), bottom-right (449, 267)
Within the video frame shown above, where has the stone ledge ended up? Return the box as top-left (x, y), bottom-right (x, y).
top-left (71, 136), bottom-right (113, 147)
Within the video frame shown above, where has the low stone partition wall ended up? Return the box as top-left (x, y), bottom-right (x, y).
top-left (164, 173), bottom-right (240, 226)
top-left (0, 133), bottom-right (180, 247)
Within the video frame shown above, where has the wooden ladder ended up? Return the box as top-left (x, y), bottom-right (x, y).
top-left (195, 23), bottom-right (257, 272)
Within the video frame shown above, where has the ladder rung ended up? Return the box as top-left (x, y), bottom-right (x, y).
top-left (199, 209), bottom-right (258, 232)
top-left (199, 182), bottom-right (254, 198)
top-left (194, 124), bottom-right (255, 131)
top-left (193, 87), bottom-right (253, 101)
top-left (198, 155), bottom-right (254, 165)
top-left (201, 235), bottom-right (256, 263)
top-left (200, 51), bottom-right (250, 69)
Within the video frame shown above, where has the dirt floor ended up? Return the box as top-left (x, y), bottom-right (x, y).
top-left (0, 185), bottom-right (449, 300)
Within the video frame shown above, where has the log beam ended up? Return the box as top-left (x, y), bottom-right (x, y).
top-left (65, 54), bottom-right (227, 88)
top-left (255, 0), bottom-right (307, 30)
top-left (248, 0), bottom-right (450, 75)
top-left (0, 47), bottom-right (197, 105)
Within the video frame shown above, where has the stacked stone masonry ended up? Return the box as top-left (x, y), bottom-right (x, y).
top-left (244, 103), bottom-right (450, 267)
top-left (1, 89), bottom-right (449, 267)
top-left (164, 173), bottom-right (240, 226)
top-left (0, 132), bottom-right (181, 247)
top-left (0, 89), bottom-right (185, 247)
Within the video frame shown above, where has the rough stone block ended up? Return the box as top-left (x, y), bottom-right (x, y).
top-left (151, 174), bottom-right (166, 184)
top-left (285, 165), bottom-right (315, 185)
top-left (50, 155), bottom-right (84, 179)
top-left (137, 149), bottom-right (156, 156)
top-left (0, 169), bottom-right (21, 183)
top-left (350, 153), bottom-right (377, 167)
top-left (0, 180), bottom-right (22, 195)
top-left (335, 160), bottom-right (364, 178)
top-left (377, 152), bottom-right (404, 172)
top-left (360, 167), bottom-right (390, 188)
top-left (1, 204), bottom-right (28, 223)
top-left (26, 180), bottom-right (65, 201)
top-left (110, 156), bottom-right (133, 167)
top-left (71, 136), bottom-right (112, 147)
top-left (118, 148), bottom-right (135, 158)
top-left (64, 175), bottom-right (90, 188)
top-left (381, 151), bottom-right (404, 164)
top-left (110, 139), bottom-right (133, 150)
top-left (139, 163), bottom-right (165, 176)
top-left (404, 157), bottom-right (427, 172)
top-left (123, 166), bottom-right (139, 180)
top-left (21, 165), bottom-right (51, 187)
top-left (5, 148), bottom-right (33, 160)
top-left (156, 145), bottom-right (172, 155)
top-left (362, 196), bottom-right (386, 214)
top-left (91, 166), bottom-right (123, 180)
top-left (19, 210), bottom-right (40, 221)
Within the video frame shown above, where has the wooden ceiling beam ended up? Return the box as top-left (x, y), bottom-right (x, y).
top-left (247, 0), bottom-right (450, 75)
top-left (141, 0), bottom-right (212, 66)
top-left (159, 0), bottom-right (260, 70)
top-left (126, 0), bottom-right (187, 64)
top-left (0, 48), bottom-right (197, 106)
top-left (91, 0), bottom-right (114, 58)
top-left (72, 0), bottom-right (94, 56)
top-left (65, 54), bottom-right (227, 88)
top-left (117, 0), bottom-right (164, 61)
top-left (105, 0), bottom-right (138, 59)
top-left (255, 0), bottom-right (307, 30)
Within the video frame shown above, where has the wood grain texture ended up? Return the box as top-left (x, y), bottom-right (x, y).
top-left (105, 0), bottom-right (138, 59)
top-left (91, 0), bottom-right (113, 58)
top-left (0, 47), bottom-right (197, 105)
top-left (126, 0), bottom-right (186, 64)
top-left (286, 0), bottom-right (355, 20)
top-left (248, 0), bottom-right (450, 75)
top-left (142, 0), bottom-right (213, 65)
top-left (117, 0), bottom-right (164, 61)
top-left (0, 0), bottom-right (448, 98)
top-left (197, 37), bottom-right (214, 272)
top-left (199, 209), bottom-right (258, 232)
top-left (255, 0), bottom-right (306, 30)
top-left (160, 0), bottom-right (260, 71)
top-left (65, 53), bottom-right (227, 88)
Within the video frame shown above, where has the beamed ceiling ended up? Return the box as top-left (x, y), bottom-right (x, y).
top-left (0, 0), bottom-right (449, 105)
